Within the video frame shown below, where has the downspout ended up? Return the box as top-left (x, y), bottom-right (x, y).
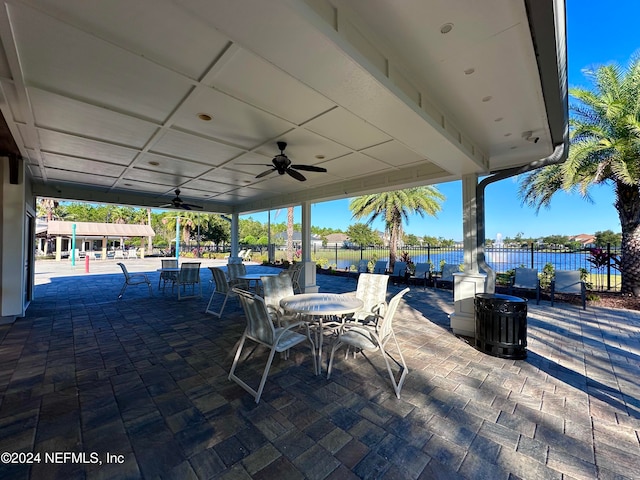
top-left (477, 140), bottom-right (568, 293)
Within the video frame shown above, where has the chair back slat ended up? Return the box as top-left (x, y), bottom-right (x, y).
top-left (288, 263), bottom-right (304, 293)
top-left (235, 288), bottom-right (275, 344)
top-left (377, 288), bottom-right (409, 341)
top-left (209, 267), bottom-right (230, 294)
top-left (118, 262), bottom-right (130, 280)
top-left (441, 264), bottom-right (459, 282)
top-left (554, 270), bottom-right (582, 293)
top-left (262, 273), bottom-right (294, 313)
top-left (373, 260), bottom-right (387, 274)
top-left (356, 260), bottom-right (369, 273)
top-left (355, 273), bottom-right (388, 316)
top-left (162, 259), bottom-right (178, 269)
top-left (513, 268), bottom-right (538, 289)
top-left (179, 262), bottom-right (201, 283)
top-left (227, 263), bottom-right (247, 282)
top-left (413, 263), bottom-right (431, 278)
top-left (391, 262), bottom-right (407, 277)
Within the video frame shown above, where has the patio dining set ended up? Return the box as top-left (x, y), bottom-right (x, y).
top-left (116, 257), bottom-right (411, 403)
top-left (205, 262), bottom-right (410, 404)
top-left (115, 257), bottom-right (589, 406)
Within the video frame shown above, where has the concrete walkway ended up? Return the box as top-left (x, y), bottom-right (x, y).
top-left (0, 258), bottom-right (639, 479)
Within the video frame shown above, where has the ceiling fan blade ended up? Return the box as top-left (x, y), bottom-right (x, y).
top-left (286, 168), bottom-right (306, 181)
top-left (182, 203), bottom-right (203, 210)
top-left (236, 163), bottom-right (273, 167)
top-left (256, 168), bottom-right (276, 178)
top-left (291, 164), bottom-right (327, 173)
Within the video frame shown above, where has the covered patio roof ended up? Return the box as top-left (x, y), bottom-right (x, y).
top-left (0, 0), bottom-right (567, 214)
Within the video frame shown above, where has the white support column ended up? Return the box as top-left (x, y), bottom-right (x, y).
top-left (228, 213), bottom-right (242, 264)
top-left (0, 157), bottom-right (26, 323)
top-left (450, 173), bottom-right (486, 337)
top-left (55, 235), bottom-right (62, 261)
top-left (301, 201), bottom-right (318, 293)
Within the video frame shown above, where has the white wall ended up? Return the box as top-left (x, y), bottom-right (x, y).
top-left (0, 157), bottom-right (26, 322)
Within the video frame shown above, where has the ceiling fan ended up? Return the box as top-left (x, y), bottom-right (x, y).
top-left (247, 141), bottom-right (328, 181)
top-left (159, 189), bottom-right (203, 210)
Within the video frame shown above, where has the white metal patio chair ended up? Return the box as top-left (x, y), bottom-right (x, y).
top-left (327, 287), bottom-right (410, 399)
top-left (227, 263), bottom-right (249, 290)
top-left (174, 262), bottom-right (202, 300)
top-left (509, 267), bottom-right (540, 304)
top-left (117, 262), bottom-right (152, 299)
top-left (551, 270), bottom-right (586, 309)
top-left (261, 272), bottom-right (299, 326)
top-left (229, 288), bottom-right (313, 403)
top-left (287, 262), bottom-right (304, 294)
top-left (206, 266), bottom-right (235, 317)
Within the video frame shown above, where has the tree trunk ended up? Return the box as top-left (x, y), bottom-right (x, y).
top-left (615, 182), bottom-right (640, 295)
top-left (147, 208), bottom-right (153, 253)
top-left (388, 226), bottom-right (399, 271)
top-left (388, 212), bottom-right (404, 272)
top-left (286, 207), bottom-right (294, 263)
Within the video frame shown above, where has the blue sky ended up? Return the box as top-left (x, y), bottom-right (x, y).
top-left (244, 0), bottom-right (640, 241)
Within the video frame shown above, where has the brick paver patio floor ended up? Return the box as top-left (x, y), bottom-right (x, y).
top-left (0, 259), bottom-right (639, 479)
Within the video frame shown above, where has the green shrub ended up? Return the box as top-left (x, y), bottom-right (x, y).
top-left (540, 263), bottom-right (555, 289)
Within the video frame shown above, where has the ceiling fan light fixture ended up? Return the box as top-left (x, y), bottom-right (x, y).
top-left (440, 23), bottom-right (454, 34)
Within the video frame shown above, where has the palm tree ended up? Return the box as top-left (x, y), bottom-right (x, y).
top-left (519, 57), bottom-right (640, 295)
top-left (350, 186), bottom-right (445, 270)
top-left (131, 208), bottom-right (152, 253)
top-left (37, 197), bottom-right (59, 221)
top-left (286, 207), bottom-right (294, 262)
top-left (111, 206), bottom-right (132, 224)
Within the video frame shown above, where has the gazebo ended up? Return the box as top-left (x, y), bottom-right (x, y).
top-left (38, 220), bottom-right (155, 260)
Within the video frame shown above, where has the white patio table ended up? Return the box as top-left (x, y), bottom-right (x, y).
top-left (237, 273), bottom-right (280, 294)
top-left (280, 293), bottom-right (363, 375)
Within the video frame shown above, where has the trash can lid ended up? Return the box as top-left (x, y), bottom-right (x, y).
top-left (475, 293), bottom-right (526, 303)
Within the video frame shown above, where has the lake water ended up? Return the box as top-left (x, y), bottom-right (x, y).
top-left (331, 248), bottom-right (605, 273)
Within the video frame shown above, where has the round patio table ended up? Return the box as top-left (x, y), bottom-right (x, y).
top-left (237, 273), bottom-right (280, 293)
top-left (280, 293), bottom-right (363, 375)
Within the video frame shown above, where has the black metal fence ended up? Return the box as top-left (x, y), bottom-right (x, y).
top-left (311, 243), bottom-right (622, 291)
top-left (168, 240), bottom-right (622, 292)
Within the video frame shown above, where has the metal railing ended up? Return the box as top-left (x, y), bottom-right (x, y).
top-left (311, 243), bottom-right (622, 291)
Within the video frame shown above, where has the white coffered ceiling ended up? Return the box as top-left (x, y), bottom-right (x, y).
top-left (0, 0), bottom-right (566, 214)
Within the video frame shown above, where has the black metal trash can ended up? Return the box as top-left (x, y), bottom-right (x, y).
top-left (475, 293), bottom-right (527, 359)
